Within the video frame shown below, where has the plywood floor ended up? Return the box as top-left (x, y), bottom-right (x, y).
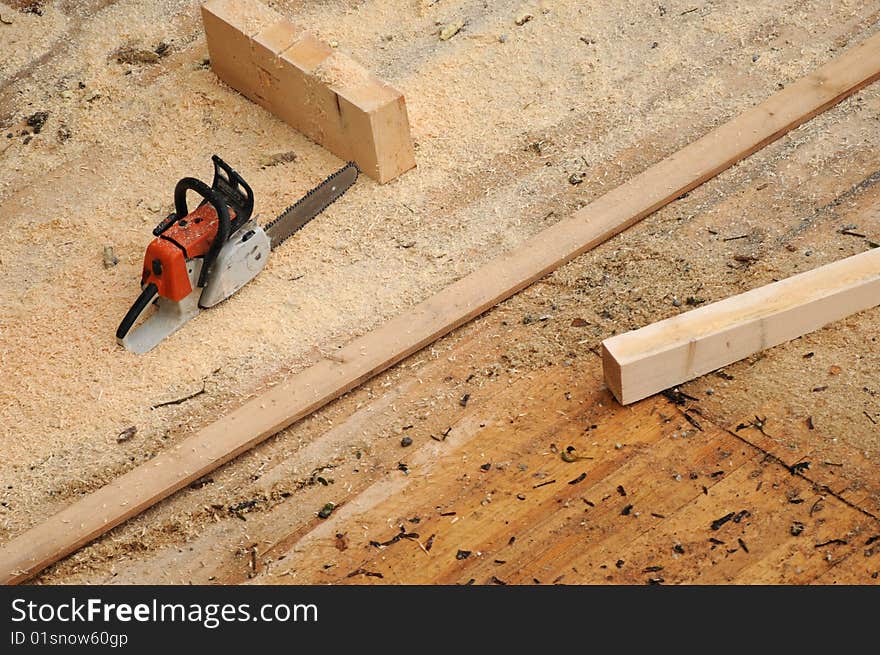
top-left (64, 309), bottom-right (879, 585)
top-left (262, 357), bottom-right (878, 585)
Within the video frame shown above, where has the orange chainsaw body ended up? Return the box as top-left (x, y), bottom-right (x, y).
top-left (140, 204), bottom-right (237, 302)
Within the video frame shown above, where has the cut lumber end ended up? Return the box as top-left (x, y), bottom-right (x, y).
top-left (336, 82), bottom-right (416, 183)
top-left (201, 0), bottom-right (416, 183)
top-left (601, 340), bottom-right (626, 405)
top-left (601, 248), bottom-right (880, 405)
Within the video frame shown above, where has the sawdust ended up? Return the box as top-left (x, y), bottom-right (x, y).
top-left (1, 0), bottom-right (879, 581)
top-left (0, 2), bottom-right (68, 86)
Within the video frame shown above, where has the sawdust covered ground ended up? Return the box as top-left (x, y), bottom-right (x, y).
top-left (0, 0), bottom-right (878, 582)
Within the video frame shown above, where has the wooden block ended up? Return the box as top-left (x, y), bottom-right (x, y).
top-left (276, 37), bottom-right (344, 155)
top-left (602, 248), bottom-right (880, 405)
top-left (201, 0), bottom-right (416, 183)
top-left (335, 75), bottom-right (415, 184)
top-left (248, 19), bottom-right (307, 109)
top-left (200, 0), bottom-right (280, 100)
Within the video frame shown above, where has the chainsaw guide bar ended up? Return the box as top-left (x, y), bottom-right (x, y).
top-left (264, 161), bottom-right (359, 248)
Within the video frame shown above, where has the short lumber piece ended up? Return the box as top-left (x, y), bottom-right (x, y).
top-left (201, 0), bottom-right (416, 183)
top-left (602, 248), bottom-right (880, 405)
top-left (4, 32), bottom-right (880, 584)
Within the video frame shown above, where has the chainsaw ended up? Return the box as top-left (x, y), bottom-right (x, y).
top-left (116, 155), bottom-right (358, 354)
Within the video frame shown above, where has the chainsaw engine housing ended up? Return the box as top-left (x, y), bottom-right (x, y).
top-left (199, 220), bottom-right (270, 308)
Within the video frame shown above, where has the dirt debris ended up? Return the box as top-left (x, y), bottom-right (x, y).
top-left (259, 151), bottom-right (297, 167)
top-left (439, 20), bottom-right (464, 41)
top-left (116, 426), bottom-right (136, 443)
top-left (112, 45), bottom-right (161, 65)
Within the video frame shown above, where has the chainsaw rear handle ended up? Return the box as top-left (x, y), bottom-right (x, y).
top-left (172, 177), bottom-right (231, 288)
top-left (116, 282), bottom-right (158, 341)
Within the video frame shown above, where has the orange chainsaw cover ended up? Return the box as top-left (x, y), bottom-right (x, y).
top-left (140, 204), bottom-right (236, 301)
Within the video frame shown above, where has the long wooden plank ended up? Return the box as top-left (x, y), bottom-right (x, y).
top-left (602, 248), bottom-right (880, 405)
top-left (4, 34), bottom-right (880, 584)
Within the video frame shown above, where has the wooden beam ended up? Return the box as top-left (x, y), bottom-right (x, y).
top-left (602, 248), bottom-right (880, 405)
top-left (200, 0), bottom-right (278, 101)
top-left (4, 33), bottom-right (880, 584)
top-left (201, 0), bottom-right (416, 183)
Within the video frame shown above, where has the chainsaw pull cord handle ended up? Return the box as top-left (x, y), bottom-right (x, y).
top-left (116, 282), bottom-right (158, 341)
top-left (173, 177), bottom-right (231, 288)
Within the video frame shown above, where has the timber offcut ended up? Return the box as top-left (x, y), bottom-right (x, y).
top-left (203, 0), bottom-right (416, 183)
top-left (603, 248), bottom-right (880, 405)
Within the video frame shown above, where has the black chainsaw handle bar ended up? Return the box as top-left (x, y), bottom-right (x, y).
top-left (172, 177), bottom-right (231, 288)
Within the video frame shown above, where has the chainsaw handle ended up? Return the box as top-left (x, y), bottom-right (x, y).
top-left (116, 282), bottom-right (158, 341)
top-left (210, 155), bottom-right (254, 225)
top-left (173, 177), bottom-right (231, 288)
